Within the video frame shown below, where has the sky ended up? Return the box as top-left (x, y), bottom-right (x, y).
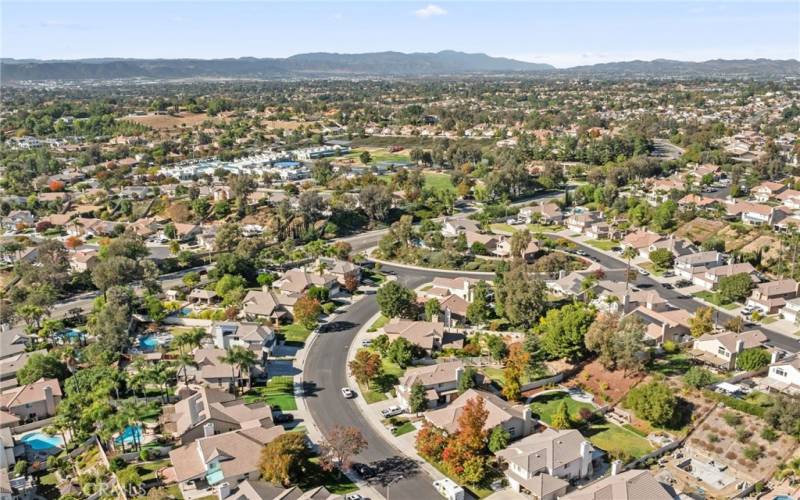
top-left (2, 1), bottom-right (798, 68)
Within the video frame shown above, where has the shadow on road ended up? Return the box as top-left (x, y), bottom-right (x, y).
top-left (367, 456), bottom-right (423, 487)
top-left (318, 320), bottom-right (359, 333)
top-left (301, 381), bottom-right (324, 398)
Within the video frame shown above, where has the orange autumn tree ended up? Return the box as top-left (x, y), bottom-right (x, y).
top-left (442, 396), bottom-right (489, 483)
top-left (502, 343), bottom-right (531, 401)
top-left (415, 421), bottom-right (448, 461)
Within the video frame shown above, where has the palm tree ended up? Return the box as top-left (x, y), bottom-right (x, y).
top-left (220, 348), bottom-right (241, 395)
top-left (173, 328), bottom-right (207, 384)
top-left (118, 400), bottom-right (147, 451)
top-left (234, 348), bottom-right (259, 395)
top-left (175, 352), bottom-right (198, 387)
top-left (622, 247), bottom-right (638, 293)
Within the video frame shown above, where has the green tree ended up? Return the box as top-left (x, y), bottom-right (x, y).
top-left (488, 425), bottom-right (511, 453)
top-left (466, 281), bottom-right (492, 325)
top-left (408, 381), bottom-right (428, 413)
top-left (718, 272), bottom-right (755, 303)
top-left (259, 432), bottom-right (313, 487)
top-left (736, 348), bottom-right (771, 371)
top-left (458, 367), bottom-right (477, 394)
top-left (689, 306), bottom-right (714, 337)
top-left (550, 401), bottom-right (572, 429)
top-left (649, 248), bottom-right (675, 271)
top-left (424, 299), bottom-right (441, 321)
top-left (17, 352), bottom-right (68, 384)
top-left (621, 247), bottom-right (638, 292)
top-left (683, 367), bottom-right (716, 388)
top-left (387, 337), bottom-right (414, 368)
top-left (538, 303), bottom-right (594, 362)
top-left (359, 150), bottom-right (372, 165)
top-left (625, 381), bottom-right (677, 427)
top-left (376, 281), bottom-right (417, 319)
top-left (496, 263), bottom-right (547, 329)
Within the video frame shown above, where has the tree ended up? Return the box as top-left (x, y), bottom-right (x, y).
top-left (736, 348), bottom-right (771, 371)
top-left (510, 229), bottom-right (532, 259)
top-left (17, 352), bottom-right (68, 384)
top-left (649, 248), bottom-right (675, 271)
top-left (585, 312), bottom-right (620, 370)
top-left (293, 296), bottom-right (322, 330)
top-left (424, 299), bottom-right (441, 321)
top-left (502, 344), bottom-right (530, 401)
top-left (718, 272), bottom-right (755, 303)
top-left (416, 421), bottom-right (448, 461)
top-left (458, 367), bottom-right (477, 394)
top-left (615, 316), bottom-right (647, 375)
top-left (689, 307), bottom-right (714, 337)
top-left (91, 255), bottom-right (138, 295)
top-left (311, 159), bottom-right (335, 185)
top-left (466, 281), bottom-right (492, 325)
top-left (726, 316), bottom-right (745, 333)
top-left (372, 334), bottom-right (390, 355)
top-left (488, 425), bottom-right (510, 453)
top-left (625, 381), bottom-right (677, 427)
top-left (622, 247), bottom-right (638, 292)
top-left (551, 400), bottom-right (572, 429)
top-left (683, 367), bottom-right (716, 388)
top-left (496, 264), bottom-right (547, 329)
top-left (259, 432), bottom-right (312, 487)
top-left (359, 151), bottom-right (372, 165)
top-left (387, 337), bottom-right (414, 368)
top-left (319, 425), bottom-right (367, 474)
top-left (348, 349), bottom-right (383, 386)
top-left (408, 381), bottom-right (428, 413)
top-left (538, 303), bottom-right (594, 362)
top-left (485, 334), bottom-right (507, 361)
top-left (358, 183), bottom-right (392, 224)
top-left (376, 281), bottom-right (417, 319)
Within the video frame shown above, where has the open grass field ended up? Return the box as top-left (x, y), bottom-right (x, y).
top-left (123, 111), bottom-right (229, 130)
top-left (244, 375), bottom-right (297, 411)
top-left (343, 147), bottom-right (410, 164)
top-left (584, 420), bottom-right (654, 459)
top-left (529, 391), bottom-right (595, 425)
top-left (584, 239), bottom-right (620, 251)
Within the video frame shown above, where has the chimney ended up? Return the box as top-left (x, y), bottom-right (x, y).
top-left (580, 440), bottom-right (592, 478)
top-left (770, 351), bottom-right (780, 364)
top-left (203, 421), bottom-right (215, 438)
top-left (558, 269), bottom-right (566, 280)
top-left (455, 366), bottom-right (464, 385)
top-left (262, 284), bottom-right (269, 293)
top-left (736, 339), bottom-right (745, 354)
top-left (523, 407), bottom-right (534, 436)
top-left (611, 460), bottom-right (624, 476)
top-left (216, 482), bottom-right (231, 500)
top-left (43, 385), bottom-right (55, 416)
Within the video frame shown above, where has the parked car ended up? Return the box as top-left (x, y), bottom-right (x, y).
top-left (341, 387), bottom-right (354, 398)
top-left (274, 413), bottom-right (294, 424)
top-left (662, 270), bottom-right (675, 278)
top-left (345, 495), bottom-right (363, 500)
top-left (662, 283), bottom-right (674, 290)
top-left (361, 339), bottom-right (373, 347)
top-left (575, 250), bottom-right (588, 257)
top-left (352, 463), bottom-right (375, 479)
top-left (675, 279), bottom-right (692, 288)
top-left (380, 405), bottom-right (403, 418)
top-left (638, 268), bottom-right (649, 276)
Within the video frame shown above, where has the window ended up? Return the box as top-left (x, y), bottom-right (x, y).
top-left (718, 346), bottom-right (729, 358)
top-left (775, 368), bottom-right (787, 378)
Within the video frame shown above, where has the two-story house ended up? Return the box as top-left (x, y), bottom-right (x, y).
top-left (780, 297), bottom-right (800, 324)
top-left (762, 355), bottom-right (800, 396)
top-left (675, 251), bottom-right (725, 281)
top-left (425, 389), bottom-right (534, 440)
top-left (746, 279), bottom-right (799, 315)
top-left (692, 262), bottom-right (756, 291)
top-left (691, 330), bottom-right (768, 371)
top-left (211, 322), bottom-right (275, 362)
top-left (381, 319), bottom-right (464, 355)
top-left (0, 378), bottom-right (61, 425)
top-left (396, 361), bottom-right (470, 411)
top-left (496, 428), bottom-right (594, 499)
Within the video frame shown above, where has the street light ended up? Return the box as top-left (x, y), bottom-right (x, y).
top-left (386, 475), bottom-right (403, 500)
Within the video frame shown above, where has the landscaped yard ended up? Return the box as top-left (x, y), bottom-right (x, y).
top-left (298, 457), bottom-right (359, 495)
top-left (358, 349), bottom-right (406, 403)
top-left (584, 239), bottom-right (619, 251)
top-left (482, 365), bottom-right (549, 388)
top-left (648, 352), bottom-right (694, 377)
top-left (367, 314), bottom-right (389, 332)
top-left (529, 391), bottom-right (596, 425)
top-left (584, 420), bottom-right (654, 459)
top-left (243, 375), bottom-right (297, 411)
top-left (280, 323), bottom-right (312, 345)
top-left (692, 291), bottom-right (739, 310)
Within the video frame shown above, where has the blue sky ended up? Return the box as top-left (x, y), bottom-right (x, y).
top-left (2, 1), bottom-right (798, 67)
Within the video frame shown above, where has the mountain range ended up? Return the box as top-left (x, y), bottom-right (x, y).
top-left (2, 51), bottom-right (798, 81)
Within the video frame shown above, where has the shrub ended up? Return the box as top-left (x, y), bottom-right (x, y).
top-left (735, 428), bottom-right (752, 443)
top-left (662, 340), bottom-right (679, 354)
top-left (743, 445), bottom-right (762, 461)
top-left (708, 433), bottom-right (720, 443)
top-left (760, 427), bottom-right (778, 442)
top-left (725, 451), bottom-right (737, 460)
top-left (683, 367), bottom-right (716, 388)
top-left (722, 411), bottom-right (742, 427)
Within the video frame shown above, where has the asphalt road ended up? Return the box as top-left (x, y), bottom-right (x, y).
top-left (303, 263), bottom-right (495, 500)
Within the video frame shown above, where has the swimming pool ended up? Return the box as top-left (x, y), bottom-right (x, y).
top-left (273, 161), bottom-right (300, 169)
top-left (20, 432), bottom-right (64, 451)
top-left (139, 335), bottom-right (159, 351)
top-left (56, 328), bottom-right (85, 342)
top-left (773, 496), bottom-right (795, 500)
top-left (115, 425), bottom-right (143, 446)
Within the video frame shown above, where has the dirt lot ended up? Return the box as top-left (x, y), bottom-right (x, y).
top-left (688, 406), bottom-right (797, 483)
top-left (740, 235), bottom-right (783, 263)
top-left (562, 359), bottom-right (645, 405)
top-left (674, 217), bottom-right (725, 244)
top-left (124, 112), bottom-right (228, 130)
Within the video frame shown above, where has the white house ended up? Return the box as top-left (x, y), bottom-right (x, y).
top-left (763, 355), bottom-right (800, 396)
top-left (675, 251), bottom-right (725, 280)
top-left (780, 297), bottom-right (800, 324)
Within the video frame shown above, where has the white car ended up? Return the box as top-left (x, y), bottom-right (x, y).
top-left (361, 339), bottom-right (373, 347)
top-left (638, 268), bottom-right (649, 276)
top-left (341, 387), bottom-right (354, 398)
top-left (381, 405), bottom-right (403, 418)
top-left (345, 495), bottom-right (363, 500)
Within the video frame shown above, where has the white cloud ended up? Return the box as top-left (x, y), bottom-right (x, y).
top-left (414, 4), bottom-right (447, 18)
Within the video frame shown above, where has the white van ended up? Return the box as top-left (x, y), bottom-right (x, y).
top-left (433, 478), bottom-right (465, 500)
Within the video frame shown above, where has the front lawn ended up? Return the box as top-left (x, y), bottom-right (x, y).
top-left (584, 420), bottom-right (654, 459)
top-left (529, 391), bottom-right (595, 425)
top-left (357, 349), bottom-right (406, 404)
top-left (367, 314), bottom-right (389, 332)
top-left (692, 291), bottom-right (739, 310)
top-left (423, 172), bottom-right (455, 192)
top-left (298, 458), bottom-right (359, 495)
top-left (584, 239), bottom-right (619, 251)
top-left (528, 223), bottom-right (563, 233)
top-left (280, 323), bottom-right (312, 345)
top-left (243, 375), bottom-right (297, 411)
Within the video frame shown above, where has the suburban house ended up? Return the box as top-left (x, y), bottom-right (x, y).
top-left (273, 268), bottom-right (339, 296)
top-left (675, 251), bottom-right (725, 281)
top-left (752, 180), bottom-right (787, 202)
top-left (496, 428), bottom-right (594, 499)
top-left (520, 203), bottom-right (563, 224)
top-left (162, 386), bottom-right (273, 445)
top-left (691, 330), bottom-right (768, 371)
top-left (224, 480), bottom-right (333, 499)
top-left (780, 297), bottom-right (800, 324)
top-left (465, 231), bottom-right (503, 256)
top-left (645, 177), bottom-right (684, 205)
top-left (565, 212), bottom-right (602, 235)
top-left (584, 222), bottom-right (620, 241)
top-left (69, 249), bottom-right (100, 272)
top-left (381, 319), bottom-right (464, 354)
top-left (0, 378), bottom-right (62, 425)
top-left (727, 202), bottom-right (790, 227)
top-left (315, 257), bottom-right (360, 287)
top-left (425, 389), bottom-right (535, 440)
top-left (760, 355), bottom-right (800, 396)
top-left (188, 289), bottom-right (219, 305)
top-left (559, 468), bottom-right (673, 500)
top-left (211, 322), bottom-right (275, 360)
top-left (549, 271), bottom-right (595, 300)
top-left (441, 217), bottom-right (481, 237)
top-left (678, 193), bottom-right (720, 209)
top-left (172, 222), bottom-right (202, 242)
top-left (0, 350), bottom-right (45, 391)
top-left (168, 426), bottom-right (285, 494)
top-left (624, 295), bottom-right (691, 345)
top-left (777, 189), bottom-right (800, 210)
top-left (2, 210), bottom-right (34, 230)
top-left (746, 279), bottom-right (799, 314)
top-left (621, 230), bottom-right (664, 259)
top-left (240, 287), bottom-right (296, 323)
top-left (426, 277), bottom-right (479, 301)
top-left (692, 262), bottom-right (756, 291)
top-left (396, 361), bottom-right (471, 411)
top-left (192, 348), bottom-right (255, 391)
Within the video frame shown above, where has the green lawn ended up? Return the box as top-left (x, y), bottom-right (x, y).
top-left (280, 323), bottom-right (312, 344)
top-left (584, 420), bottom-right (654, 459)
top-left (367, 314), bottom-right (389, 332)
top-left (638, 262), bottom-right (665, 277)
top-left (529, 392), bottom-right (595, 425)
top-left (345, 148), bottom-right (410, 164)
top-left (358, 349), bottom-right (406, 404)
top-left (648, 352), bottom-right (693, 377)
top-left (761, 315), bottom-right (777, 325)
top-left (392, 421), bottom-right (416, 436)
top-left (243, 376), bottom-right (297, 411)
top-left (527, 223), bottom-right (564, 233)
top-left (423, 173), bottom-right (455, 192)
top-left (692, 291), bottom-right (739, 310)
top-left (490, 223), bottom-right (517, 234)
top-left (482, 366), bottom-right (548, 387)
top-left (584, 239), bottom-right (620, 251)
top-left (298, 458), bottom-right (358, 495)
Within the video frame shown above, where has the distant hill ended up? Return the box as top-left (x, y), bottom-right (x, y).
top-left (1, 52), bottom-right (797, 82)
top-left (0, 51), bottom-right (552, 81)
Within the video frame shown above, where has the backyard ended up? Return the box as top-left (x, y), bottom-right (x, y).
top-left (243, 375), bottom-right (297, 411)
top-left (583, 420), bottom-right (654, 460)
top-left (529, 391), bottom-right (595, 425)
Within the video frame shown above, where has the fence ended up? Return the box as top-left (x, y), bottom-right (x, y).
top-left (162, 317), bottom-right (213, 327)
top-left (520, 373), bottom-right (565, 392)
top-left (11, 416), bottom-right (55, 434)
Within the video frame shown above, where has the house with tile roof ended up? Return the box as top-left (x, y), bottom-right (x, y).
top-left (559, 469), bottom-right (673, 500)
top-left (425, 388), bottom-right (534, 440)
top-left (691, 330), bottom-right (768, 371)
top-left (0, 378), bottom-right (61, 425)
top-left (396, 361), bottom-right (471, 411)
top-left (381, 319), bottom-right (464, 354)
top-left (746, 279), bottom-right (798, 314)
top-left (240, 287), bottom-right (297, 323)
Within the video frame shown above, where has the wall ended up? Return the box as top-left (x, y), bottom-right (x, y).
top-left (10, 416), bottom-right (55, 434)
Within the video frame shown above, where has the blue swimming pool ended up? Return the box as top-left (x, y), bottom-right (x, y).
top-left (20, 432), bottom-right (64, 451)
top-left (115, 425), bottom-right (143, 446)
top-left (139, 335), bottom-right (158, 351)
top-left (56, 328), bottom-right (85, 342)
top-left (773, 496), bottom-right (795, 500)
top-left (273, 161), bottom-right (300, 169)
